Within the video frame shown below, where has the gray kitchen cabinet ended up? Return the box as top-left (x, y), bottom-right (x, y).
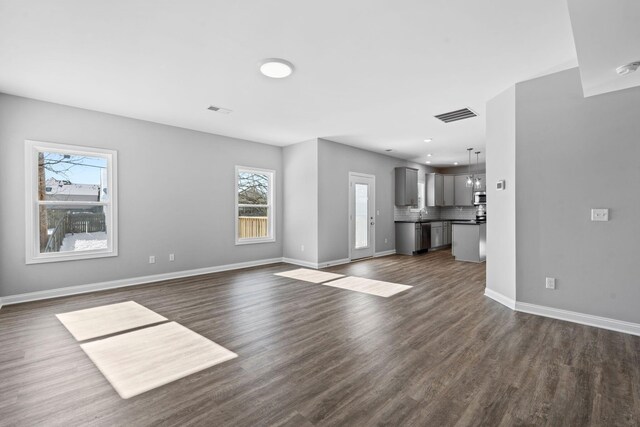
top-left (426, 173), bottom-right (444, 207)
top-left (443, 175), bottom-right (455, 206)
top-left (443, 221), bottom-right (451, 245)
top-left (395, 167), bottom-right (418, 206)
top-left (395, 222), bottom-right (430, 255)
top-left (454, 174), bottom-right (473, 206)
top-left (452, 222), bottom-right (486, 262)
top-left (431, 221), bottom-right (443, 248)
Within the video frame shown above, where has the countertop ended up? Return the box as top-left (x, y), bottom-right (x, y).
top-left (394, 219), bottom-right (484, 224)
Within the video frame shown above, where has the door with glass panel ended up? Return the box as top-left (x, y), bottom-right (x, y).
top-left (349, 172), bottom-right (375, 260)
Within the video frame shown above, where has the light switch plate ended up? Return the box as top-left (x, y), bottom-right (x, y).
top-left (591, 208), bottom-right (609, 221)
top-left (545, 277), bottom-right (556, 289)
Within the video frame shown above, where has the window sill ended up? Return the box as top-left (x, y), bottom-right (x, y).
top-left (26, 250), bottom-right (118, 264)
top-left (235, 238), bottom-right (276, 246)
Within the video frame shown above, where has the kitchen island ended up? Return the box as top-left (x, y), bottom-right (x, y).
top-left (451, 221), bottom-right (486, 263)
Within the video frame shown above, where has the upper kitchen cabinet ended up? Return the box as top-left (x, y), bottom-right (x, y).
top-left (443, 175), bottom-right (455, 206)
top-left (454, 174), bottom-right (474, 206)
top-left (395, 167), bottom-right (418, 206)
top-left (426, 173), bottom-right (444, 207)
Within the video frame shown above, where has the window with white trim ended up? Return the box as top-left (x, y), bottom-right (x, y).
top-left (25, 140), bottom-right (118, 264)
top-left (235, 166), bottom-right (275, 244)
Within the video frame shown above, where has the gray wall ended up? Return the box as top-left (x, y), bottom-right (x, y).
top-left (0, 94), bottom-right (283, 297)
top-left (317, 138), bottom-right (436, 264)
top-left (282, 139), bottom-right (318, 263)
top-left (515, 68), bottom-right (640, 323)
top-left (485, 86), bottom-right (516, 301)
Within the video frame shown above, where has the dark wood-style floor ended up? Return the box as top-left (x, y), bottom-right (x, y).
top-left (1, 251), bottom-right (639, 426)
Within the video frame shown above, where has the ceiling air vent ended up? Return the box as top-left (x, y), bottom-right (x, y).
top-left (434, 108), bottom-right (477, 123)
top-left (207, 105), bottom-right (232, 114)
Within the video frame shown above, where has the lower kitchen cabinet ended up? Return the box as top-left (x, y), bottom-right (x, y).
top-left (431, 222), bottom-right (443, 248)
top-left (451, 222), bottom-right (486, 262)
top-left (443, 221), bottom-right (451, 245)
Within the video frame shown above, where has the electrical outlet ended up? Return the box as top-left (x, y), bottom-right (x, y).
top-left (301, 245), bottom-right (305, 252)
top-left (384, 237), bottom-right (388, 244)
top-left (591, 208), bottom-right (609, 221)
top-left (149, 255), bottom-right (156, 264)
top-left (377, 210), bottom-right (380, 216)
top-left (169, 253), bottom-right (175, 262)
top-left (545, 277), bottom-right (556, 289)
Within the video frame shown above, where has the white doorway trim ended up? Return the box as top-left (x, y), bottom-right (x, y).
top-left (348, 172), bottom-right (376, 261)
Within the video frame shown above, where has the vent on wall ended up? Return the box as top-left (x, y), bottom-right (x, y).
top-left (434, 108), bottom-right (477, 123)
top-left (207, 105), bottom-right (233, 114)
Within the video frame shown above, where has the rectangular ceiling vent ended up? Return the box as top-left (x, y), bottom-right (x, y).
top-left (434, 108), bottom-right (477, 123)
top-left (207, 105), bottom-right (232, 114)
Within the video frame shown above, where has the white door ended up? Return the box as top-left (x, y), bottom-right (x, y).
top-left (349, 173), bottom-right (375, 260)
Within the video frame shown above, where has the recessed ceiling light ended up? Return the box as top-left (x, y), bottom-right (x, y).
top-left (427, 153), bottom-right (432, 157)
top-left (424, 138), bottom-right (433, 143)
top-left (260, 58), bottom-right (294, 78)
top-left (385, 149), bottom-right (393, 152)
top-left (454, 162), bottom-right (459, 165)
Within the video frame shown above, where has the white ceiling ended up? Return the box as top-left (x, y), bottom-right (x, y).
top-left (567, 0), bottom-right (640, 98)
top-left (0, 0), bottom-right (577, 166)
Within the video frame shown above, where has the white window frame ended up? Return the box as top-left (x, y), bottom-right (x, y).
top-left (235, 166), bottom-right (275, 245)
top-left (24, 140), bottom-right (118, 264)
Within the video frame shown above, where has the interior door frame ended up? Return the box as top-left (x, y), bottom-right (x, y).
top-left (348, 171), bottom-right (376, 261)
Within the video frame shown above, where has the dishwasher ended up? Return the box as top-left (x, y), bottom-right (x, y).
top-left (415, 222), bottom-right (431, 252)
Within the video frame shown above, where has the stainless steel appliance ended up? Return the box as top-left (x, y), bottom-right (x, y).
top-left (417, 222), bottom-right (431, 252)
top-left (473, 192), bottom-right (486, 205)
top-left (474, 192), bottom-right (486, 221)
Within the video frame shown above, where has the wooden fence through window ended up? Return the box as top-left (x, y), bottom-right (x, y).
top-left (44, 212), bottom-right (106, 252)
top-left (239, 216), bottom-right (268, 238)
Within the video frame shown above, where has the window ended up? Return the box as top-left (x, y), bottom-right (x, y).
top-left (235, 166), bottom-right (275, 244)
top-left (25, 140), bottom-right (118, 264)
top-left (411, 182), bottom-right (426, 212)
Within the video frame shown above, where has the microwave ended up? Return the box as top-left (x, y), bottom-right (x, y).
top-left (474, 192), bottom-right (486, 205)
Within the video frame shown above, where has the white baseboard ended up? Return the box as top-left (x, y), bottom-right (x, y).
top-left (281, 257), bottom-right (319, 269)
top-left (374, 250), bottom-right (396, 257)
top-left (484, 288), bottom-right (516, 310)
top-left (515, 301), bottom-right (640, 337)
top-left (317, 258), bottom-right (350, 268)
top-left (282, 257), bottom-right (351, 269)
top-left (0, 257), bottom-right (283, 307)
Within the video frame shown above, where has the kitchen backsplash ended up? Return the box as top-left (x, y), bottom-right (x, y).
top-left (394, 206), bottom-right (476, 221)
top-left (394, 206), bottom-right (441, 221)
top-left (439, 206), bottom-right (477, 220)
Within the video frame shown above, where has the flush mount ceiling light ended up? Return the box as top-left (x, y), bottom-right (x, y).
top-left (260, 58), bottom-right (294, 78)
top-left (426, 161), bottom-right (431, 164)
top-left (616, 61), bottom-right (640, 76)
top-left (454, 162), bottom-right (459, 165)
top-left (424, 138), bottom-right (433, 143)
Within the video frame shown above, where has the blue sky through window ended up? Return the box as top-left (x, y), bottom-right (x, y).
top-left (43, 152), bottom-right (107, 185)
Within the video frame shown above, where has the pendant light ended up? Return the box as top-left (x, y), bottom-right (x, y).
top-left (465, 148), bottom-right (474, 188)
top-left (474, 151), bottom-right (482, 189)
